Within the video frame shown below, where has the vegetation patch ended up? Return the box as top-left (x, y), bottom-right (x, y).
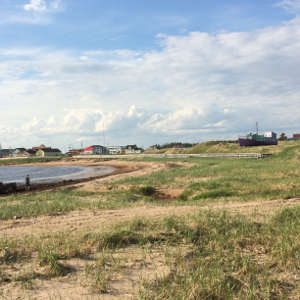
top-left (0, 157), bottom-right (62, 166)
top-left (138, 185), bottom-right (156, 196)
top-left (0, 207), bottom-right (300, 298)
top-left (193, 189), bottom-right (235, 200)
top-left (140, 209), bottom-right (300, 299)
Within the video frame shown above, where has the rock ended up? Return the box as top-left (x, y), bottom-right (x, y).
top-left (0, 248), bottom-right (10, 263)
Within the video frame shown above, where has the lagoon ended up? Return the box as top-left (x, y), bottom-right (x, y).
top-left (0, 165), bottom-right (115, 184)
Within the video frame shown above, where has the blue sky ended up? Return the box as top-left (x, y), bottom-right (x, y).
top-left (0, 0), bottom-right (293, 50)
top-left (0, 0), bottom-right (300, 150)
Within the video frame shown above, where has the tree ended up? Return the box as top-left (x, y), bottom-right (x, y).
top-left (278, 133), bottom-right (288, 141)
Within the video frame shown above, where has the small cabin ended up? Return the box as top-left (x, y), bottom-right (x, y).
top-left (36, 148), bottom-right (62, 157)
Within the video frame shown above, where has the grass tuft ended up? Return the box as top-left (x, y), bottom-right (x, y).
top-left (138, 186), bottom-right (156, 196)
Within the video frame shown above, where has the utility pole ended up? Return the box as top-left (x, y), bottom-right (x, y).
top-left (102, 120), bottom-right (106, 147)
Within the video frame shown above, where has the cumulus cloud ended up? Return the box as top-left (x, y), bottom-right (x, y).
top-left (24, 0), bottom-right (47, 12)
top-left (24, 0), bottom-right (61, 12)
top-left (277, 0), bottom-right (300, 13)
top-left (0, 0), bottom-right (62, 24)
top-left (1, 14), bottom-right (300, 148)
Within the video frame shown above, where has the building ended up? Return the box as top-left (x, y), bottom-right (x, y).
top-left (123, 145), bottom-right (143, 154)
top-left (26, 149), bottom-right (37, 156)
top-left (81, 145), bottom-right (108, 155)
top-left (293, 134), bottom-right (300, 140)
top-left (66, 149), bottom-right (83, 156)
top-left (32, 144), bottom-right (48, 151)
top-left (12, 148), bottom-right (27, 157)
top-left (239, 132), bottom-right (277, 147)
top-left (36, 148), bottom-right (62, 157)
top-left (107, 146), bottom-right (124, 155)
top-left (0, 149), bottom-right (13, 158)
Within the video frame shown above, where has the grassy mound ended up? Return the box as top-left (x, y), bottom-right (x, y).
top-left (186, 140), bottom-right (300, 154)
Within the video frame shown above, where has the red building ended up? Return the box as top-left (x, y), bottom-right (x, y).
top-left (81, 145), bottom-right (108, 155)
top-left (293, 134), bottom-right (300, 140)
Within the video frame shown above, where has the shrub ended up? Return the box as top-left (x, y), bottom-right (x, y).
top-left (138, 186), bottom-right (156, 196)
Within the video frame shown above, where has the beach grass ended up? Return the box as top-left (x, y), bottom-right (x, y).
top-left (0, 141), bottom-right (299, 220)
top-left (0, 207), bottom-right (299, 298)
top-left (0, 157), bottom-right (63, 166)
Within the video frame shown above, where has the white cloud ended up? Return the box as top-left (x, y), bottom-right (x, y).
top-left (277, 0), bottom-right (300, 13)
top-left (24, 0), bottom-right (61, 12)
top-left (0, 0), bottom-right (62, 24)
top-left (1, 16), bottom-right (300, 148)
top-left (24, 0), bottom-right (47, 12)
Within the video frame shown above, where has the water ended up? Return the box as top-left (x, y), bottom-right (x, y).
top-left (0, 165), bottom-right (115, 184)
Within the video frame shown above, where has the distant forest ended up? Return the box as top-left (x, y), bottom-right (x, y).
top-left (150, 142), bottom-right (197, 149)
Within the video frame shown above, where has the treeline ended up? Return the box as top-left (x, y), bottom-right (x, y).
top-left (150, 142), bottom-right (197, 149)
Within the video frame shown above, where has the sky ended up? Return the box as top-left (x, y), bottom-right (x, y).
top-left (0, 0), bottom-right (300, 151)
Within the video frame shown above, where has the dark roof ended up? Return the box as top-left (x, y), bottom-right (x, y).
top-left (40, 148), bottom-right (61, 153)
top-left (91, 145), bottom-right (106, 148)
top-left (26, 149), bottom-right (37, 154)
top-left (125, 144), bottom-right (138, 149)
top-left (0, 149), bottom-right (13, 153)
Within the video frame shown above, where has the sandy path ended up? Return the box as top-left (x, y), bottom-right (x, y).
top-left (1, 159), bottom-right (300, 300)
top-left (1, 159), bottom-right (299, 238)
top-left (73, 160), bottom-right (170, 191)
top-left (1, 198), bottom-right (300, 238)
top-left (0, 205), bottom-right (197, 237)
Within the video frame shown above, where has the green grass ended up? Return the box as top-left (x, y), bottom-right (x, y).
top-left (0, 190), bottom-right (92, 220)
top-left (113, 145), bottom-right (300, 204)
top-left (0, 157), bottom-right (63, 165)
top-left (142, 140), bottom-right (299, 155)
top-left (0, 141), bottom-right (299, 220)
top-left (0, 187), bottom-right (156, 220)
top-left (140, 208), bottom-right (300, 299)
top-left (0, 142), bottom-right (299, 297)
top-left (0, 207), bottom-right (299, 298)
top-left (186, 140), bottom-right (299, 154)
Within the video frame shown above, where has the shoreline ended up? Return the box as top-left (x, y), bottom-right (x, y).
top-left (0, 162), bottom-right (122, 194)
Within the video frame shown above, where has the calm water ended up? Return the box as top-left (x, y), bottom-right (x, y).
top-left (0, 165), bottom-right (115, 184)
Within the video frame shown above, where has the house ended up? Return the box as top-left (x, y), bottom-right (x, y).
top-left (81, 145), bottom-right (108, 155)
top-left (26, 149), bottom-right (37, 156)
top-left (32, 144), bottom-right (48, 151)
top-left (293, 134), bottom-right (300, 140)
top-left (36, 148), bottom-right (62, 157)
top-left (66, 149), bottom-right (83, 156)
top-left (123, 145), bottom-right (143, 154)
top-left (12, 148), bottom-right (28, 157)
top-left (0, 149), bottom-right (13, 158)
top-left (107, 146), bottom-right (124, 155)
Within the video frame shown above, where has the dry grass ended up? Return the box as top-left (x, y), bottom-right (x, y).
top-left (0, 208), bottom-right (300, 299)
top-left (0, 141), bottom-right (300, 299)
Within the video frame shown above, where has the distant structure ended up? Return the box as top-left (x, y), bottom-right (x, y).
top-left (66, 149), bottom-right (83, 156)
top-left (79, 144), bottom-right (144, 155)
top-left (32, 144), bottom-right (48, 151)
top-left (239, 124), bottom-right (277, 147)
top-left (292, 134), bottom-right (300, 141)
top-left (0, 144), bottom-right (62, 158)
top-left (123, 144), bottom-right (143, 154)
top-left (0, 149), bottom-right (13, 158)
top-left (81, 145), bottom-right (108, 155)
top-left (107, 146), bottom-right (123, 155)
top-left (36, 148), bottom-right (62, 157)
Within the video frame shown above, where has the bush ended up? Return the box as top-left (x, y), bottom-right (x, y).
top-left (138, 186), bottom-right (156, 196)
